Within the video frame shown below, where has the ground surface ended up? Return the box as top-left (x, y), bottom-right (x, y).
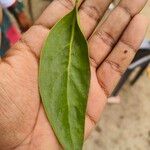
top-left (26, 0), bottom-right (150, 149)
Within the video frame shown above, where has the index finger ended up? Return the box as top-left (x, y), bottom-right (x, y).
top-left (11, 0), bottom-right (112, 58)
top-left (19, 0), bottom-right (79, 58)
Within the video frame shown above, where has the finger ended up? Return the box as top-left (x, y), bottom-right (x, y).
top-left (14, 0), bottom-right (84, 58)
top-left (35, 0), bottom-right (83, 28)
top-left (20, 0), bottom-right (113, 58)
top-left (37, 0), bottom-right (113, 37)
top-left (8, 0), bottom-right (78, 58)
top-left (84, 0), bottom-right (148, 136)
top-left (85, 66), bottom-right (107, 138)
top-left (79, 0), bottom-right (113, 38)
top-left (89, 0), bottom-right (148, 67)
top-left (84, 15), bottom-right (149, 138)
top-left (97, 14), bottom-right (149, 97)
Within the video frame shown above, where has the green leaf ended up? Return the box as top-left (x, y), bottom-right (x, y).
top-left (39, 6), bottom-right (90, 150)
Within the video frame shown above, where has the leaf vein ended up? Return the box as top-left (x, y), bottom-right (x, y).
top-left (66, 10), bottom-right (76, 148)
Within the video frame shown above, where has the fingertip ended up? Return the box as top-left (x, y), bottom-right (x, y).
top-left (132, 14), bottom-right (149, 43)
top-left (133, 14), bottom-right (149, 29)
top-left (121, 14), bottom-right (149, 50)
top-left (35, 0), bottom-right (84, 29)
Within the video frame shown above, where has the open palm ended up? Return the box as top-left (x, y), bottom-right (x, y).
top-left (0, 0), bottom-right (148, 149)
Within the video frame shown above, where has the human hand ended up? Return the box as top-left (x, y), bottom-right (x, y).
top-left (0, 0), bottom-right (148, 149)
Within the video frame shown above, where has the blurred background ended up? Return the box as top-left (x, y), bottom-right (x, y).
top-left (0, 0), bottom-right (150, 149)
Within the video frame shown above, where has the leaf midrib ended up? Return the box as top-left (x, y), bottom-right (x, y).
top-left (66, 10), bottom-right (76, 148)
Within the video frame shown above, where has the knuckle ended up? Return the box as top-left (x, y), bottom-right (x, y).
top-left (86, 113), bottom-right (96, 125)
top-left (104, 60), bottom-right (123, 75)
top-left (57, 0), bottom-right (74, 10)
top-left (89, 57), bottom-right (98, 68)
top-left (94, 30), bottom-right (115, 47)
top-left (80, 4), bottom-right (100, 21)
top-left (98, 78), bottom-right (110, 97)
top-left (19, 38), bottom-right (39, 62)
top-left (118, 5), bottom-right (133, 18)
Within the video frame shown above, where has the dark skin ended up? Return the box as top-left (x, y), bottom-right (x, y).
top-left (0, 0), bottom-right (149, 149)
